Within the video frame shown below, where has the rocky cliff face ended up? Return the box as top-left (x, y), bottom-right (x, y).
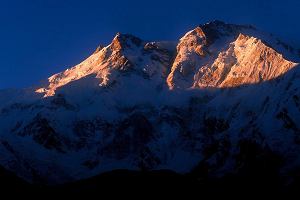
top-left (195, 33), bottom-right (296, 88)
top-left (36, 33), bottom-right (174, 97)
top-left (167, 21), bottom-right (297, 89)
top-left (0, 21), bottom-right (300, 185)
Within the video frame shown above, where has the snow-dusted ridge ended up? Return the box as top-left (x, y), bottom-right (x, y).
top-left (1, 21), bottom-right (300, 184)
top-left (36, 20), bottom-right (299, 96)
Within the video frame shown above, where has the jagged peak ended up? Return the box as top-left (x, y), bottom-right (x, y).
top-left (110, 32), bottom-right (143, 51)
top-left (35, 22), bottom-right (300, 97)
top-left (234, 33), bottom-right (258, 44)
top-left (236, 33), bottom-right (250, 40)
top-left (234, 33), bottom-right (294, 61)
top-left (93, 45), bottom-right (105, 54)
top-left (177, 26), bottom-right (208, 52)
top-left (178, 21), bottom-right (256, 48)
top-left (198, 20), bottom-right (256, 45)
top-left (180, 26), bottom-right (206, 41)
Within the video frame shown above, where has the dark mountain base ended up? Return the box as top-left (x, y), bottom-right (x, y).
top-left (54, 171), bottom-right (300, 197)
top-left (0, 166), bottom-right (32, 191)
top-left (1, 167), bottom-right (300, 197)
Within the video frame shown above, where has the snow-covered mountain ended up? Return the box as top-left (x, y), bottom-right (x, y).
top-left (1, 20), bottom-right (300, 184)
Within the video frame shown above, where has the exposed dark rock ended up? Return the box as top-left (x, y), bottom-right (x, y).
top-left (111, 33), bottom-right (142, 51)
top-left (50, 94), bottom-right (75, 110)
top-left (103, 113), bottom-right (154, 159)
top-left (203, 117), bottom-right (229, 134)
top-left (276, 108), bottom-right (299, 132)
top-left (235, 140), bottom-right (284, 178)
top-left (17, 114), bottom-right (65, 153)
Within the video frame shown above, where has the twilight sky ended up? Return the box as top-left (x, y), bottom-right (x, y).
top-left (0, 0), bottom-right (299, 89)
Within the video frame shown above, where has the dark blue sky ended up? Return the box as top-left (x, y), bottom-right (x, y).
top-left (0, 0), bottom-right (299, 89)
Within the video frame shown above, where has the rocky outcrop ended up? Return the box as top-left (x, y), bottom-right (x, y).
top-left (194, 34), bottom-right (297, 88)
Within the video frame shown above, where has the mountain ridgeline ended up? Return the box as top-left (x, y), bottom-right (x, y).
top-left (1, 21), bottom-right (300, 192)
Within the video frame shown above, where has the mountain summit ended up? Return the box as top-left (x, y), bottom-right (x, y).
top-left (37, 21), bottom-right (299, 96)
top-left (1, 21), bottom-right (300, 185)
